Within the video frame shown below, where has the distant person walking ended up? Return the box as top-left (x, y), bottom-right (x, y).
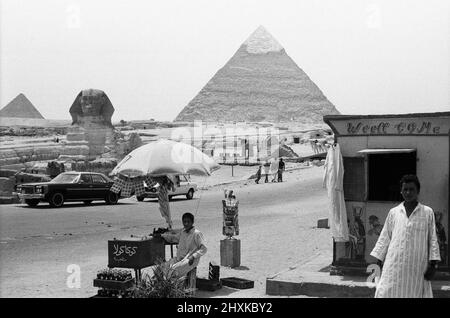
top-left (263, 162), bottom-right (270, 183)
top-left (270, 159), bottom-right (279, 182)
top-left (254, 165), bottom-right (262, 184)
top-left (278, 158), bottom-right (285, 182)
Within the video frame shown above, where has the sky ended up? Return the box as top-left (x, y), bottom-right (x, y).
top-left (0, 0), bottom-right (449, 121)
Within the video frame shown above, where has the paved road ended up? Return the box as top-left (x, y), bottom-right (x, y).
top-left (0, 167), bottom-right (331, 297)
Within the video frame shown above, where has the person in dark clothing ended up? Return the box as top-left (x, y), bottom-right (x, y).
top-left (254, 165), bottom-right (262, 184)
top-left (263, 162), bottom-right (270, 183)
top-left (278, 158), bottom-right (285, 182)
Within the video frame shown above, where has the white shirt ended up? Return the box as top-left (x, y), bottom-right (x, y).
top-left (370, 202), bottom-right (441, 298)
top-left (163, 227), bottom-right (207, 262)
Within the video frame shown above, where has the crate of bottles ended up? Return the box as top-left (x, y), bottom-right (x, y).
top-left (93, 268), bottom-right (135, 290)
top-left (94, 289), bottom-right (135, 298)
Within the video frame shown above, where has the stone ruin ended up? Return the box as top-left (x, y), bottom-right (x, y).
top-left (59, 88), bottom-right (142, 162)
top-left (59, 89), bottom-right (116, 161)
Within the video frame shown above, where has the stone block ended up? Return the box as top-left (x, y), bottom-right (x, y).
top-left (0, 177), bottom-right (15, 194)
top-left (66, 132), bottom-right (87, 142)
top-left (317, 218), bottom-right (329, 228)
top-left (0, 169), bottom-right (18, 178)
top-left (220, 238), bottom-right (241, 268)
top-left (62, 146), bottom-right (89, 156)
top-left (0, 164), bottom-right (26, 171)
top-left (58, 155), bottom-right (87, 161)
top-left (0, 157), bottom-right (21, 166)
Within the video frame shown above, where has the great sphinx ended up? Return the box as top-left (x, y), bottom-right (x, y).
top-left (60, 89), bottom-right (116, 161)
top-left (69, 89), bottom-right (114, 128)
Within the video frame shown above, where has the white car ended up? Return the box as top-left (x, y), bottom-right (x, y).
top-left (136, 174), bottom-right (198, 201)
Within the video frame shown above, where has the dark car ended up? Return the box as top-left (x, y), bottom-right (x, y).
top-left (15, 172), bottom-right (120, 208)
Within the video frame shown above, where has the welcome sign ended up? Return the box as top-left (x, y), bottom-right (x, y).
top-left (324, 114), bottom-right (450, 136)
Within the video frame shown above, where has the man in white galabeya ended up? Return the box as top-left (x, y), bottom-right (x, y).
top-left (162, 212), bottom-right (207, 277)
top-left (370, 174), bottom-right (441, 298)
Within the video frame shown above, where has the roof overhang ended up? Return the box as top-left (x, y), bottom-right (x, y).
top-left (357, 148), bottom-right (416, 154)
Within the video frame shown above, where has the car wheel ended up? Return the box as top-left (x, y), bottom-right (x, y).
top-left (136, 196), bottom-right (144, 202)
top-left (105, 191), bottom-right (119, 205)
top-left (186, 189), bottom-right (194, 200)
top-left (25, 199), bottom-right (40, 207)
top-left (83, 200), bottom-right (93, 205)
top-left (49, 192), bottom-right (65, 208)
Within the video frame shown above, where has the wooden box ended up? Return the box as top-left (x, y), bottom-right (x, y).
top-left (93, 278), bottom-right (135, 290)
top-left (221, 277), bottom-right (254, 289)
top-left (317, 218), bottom-right (329, 228)
top-left (220, 238), bottom-right (240, 268)
top-left (108, 236), bottom-right (165, 269)
top-left (196, 278), bottom-right (222, 291)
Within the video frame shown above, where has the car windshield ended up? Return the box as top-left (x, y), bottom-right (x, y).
top-left (50, 173), bottom-right (79, 183)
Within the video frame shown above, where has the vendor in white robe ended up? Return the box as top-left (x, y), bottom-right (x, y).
top-left (370, 175), bottom-right (441, 298)
top-left (161, 212), bottom-right (207, 278)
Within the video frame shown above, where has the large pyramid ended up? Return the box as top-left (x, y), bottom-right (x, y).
top-left (0, 93), bottom-right (45, 119)
top-left (175, 26), bottom-right (340, 123)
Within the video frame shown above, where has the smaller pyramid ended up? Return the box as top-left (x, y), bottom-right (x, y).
top-left (0, 94), bottom-right (44, 119)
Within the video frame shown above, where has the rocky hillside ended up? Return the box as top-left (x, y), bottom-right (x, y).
top-left (175, 26), bottom-right (340, 123)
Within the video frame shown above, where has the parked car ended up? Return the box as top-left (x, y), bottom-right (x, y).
top-left (16, 171), bottom-right (120, 208)
top-left (137, 174), bottom-right (198, 201)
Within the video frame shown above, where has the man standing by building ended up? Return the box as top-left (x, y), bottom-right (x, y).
top-left (278, 158), bottom-right (285, 182)
top-left (370, 175), bottom-right (441, 297)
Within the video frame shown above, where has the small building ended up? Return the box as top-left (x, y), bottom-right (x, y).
top-left (324, 111), bottom-right (450, 271)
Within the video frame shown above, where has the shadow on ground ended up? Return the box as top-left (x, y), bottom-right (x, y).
top-left (229, 266), bottom-right (250, 271)
top-left (17, 201), bottom-right (136, 209)
top-left (139, 198), bottom-right (200, 203)
top-left (195, 286), bottom-right (241, 298)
